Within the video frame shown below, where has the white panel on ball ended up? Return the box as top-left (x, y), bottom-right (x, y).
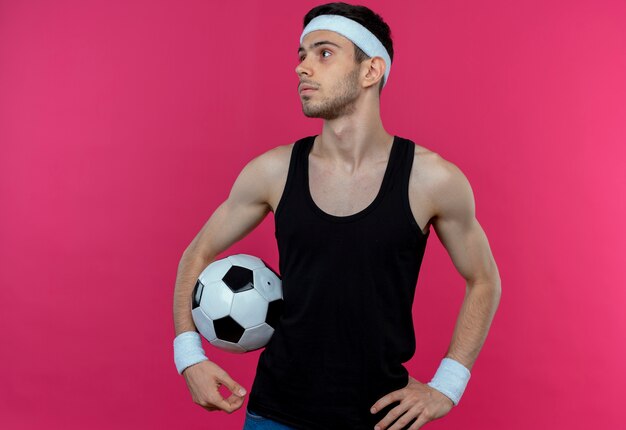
top-left (227, 254), bottom-right (265, 270)
top-left (200, 281), bottom-right (234, 320)
top-left (238, 323), bottom-right (275, 351)
top-left (191, 307), bottom-right (217, 342)
top-left (210, 339), bottom-right (247, 353)
top-left (230, 289), bottom-right (268, 329)
top-left (198, 258), bottom-right (232, 282)
top-left (252, 267), bottom-right (283, 302)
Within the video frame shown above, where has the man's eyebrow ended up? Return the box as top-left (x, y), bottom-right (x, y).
top-left (297, 41), bottom-right (342, 55)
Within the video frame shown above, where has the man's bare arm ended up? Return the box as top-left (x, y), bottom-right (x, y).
top-left (370, 154), bottom-right (502, 428)
top-left (173, 149), bottom-right (277, 336)
top-left (429, 157), bottom-right (502, 371)
top-left (171, 146), bottom-right (290, 413)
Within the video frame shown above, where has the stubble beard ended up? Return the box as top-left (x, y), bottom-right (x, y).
top-left (301, 65), bottom-right (361, 120)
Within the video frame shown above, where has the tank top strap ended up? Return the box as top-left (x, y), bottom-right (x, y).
top-left (293, 134), bottom-right (316, 188)
top-left (396, 137), bottom-right (429, 237)
top-left (274, 135), bottom-right (315, 219)
top-left (398, 136), bottom-right (416, 195)
top-left (387, 135), bottom-right (410, 185)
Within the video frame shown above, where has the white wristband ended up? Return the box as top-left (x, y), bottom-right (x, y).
top-left (426, 357), bottom-right (471, 406)
top-left (173, 331), bottom-right (208, 375)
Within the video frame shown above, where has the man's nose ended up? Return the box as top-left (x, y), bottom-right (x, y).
top-left (295, 57), bottom-right (312, 77)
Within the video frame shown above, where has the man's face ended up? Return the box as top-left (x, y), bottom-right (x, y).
top-left (296, 30), bottom-right (362, 120)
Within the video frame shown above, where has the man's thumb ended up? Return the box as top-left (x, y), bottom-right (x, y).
top-left (219, 374), bottom-right (247, 397)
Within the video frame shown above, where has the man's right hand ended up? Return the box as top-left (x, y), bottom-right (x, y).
top-left (182, 360), bottom-right (247, 413)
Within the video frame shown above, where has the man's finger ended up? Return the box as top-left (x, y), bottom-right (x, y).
top-left (214, 394), bottom-right (241, 413)
top-left (376, 402), bottom-right (413, 430)
top-left (225, 392), bottom-right (246, 407)
top-left (408, 412), bottom-right (430, 430)
top-left (371, 389), bottom-right (403, 414)
top-left (216, 372), bottom-right (247, 397)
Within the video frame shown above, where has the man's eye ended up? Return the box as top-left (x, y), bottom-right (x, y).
top-left (298, 50), bottom-right (331, 62)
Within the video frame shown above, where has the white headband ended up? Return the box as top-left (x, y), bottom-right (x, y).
top-left (300, 14), bottom-right (392, 87)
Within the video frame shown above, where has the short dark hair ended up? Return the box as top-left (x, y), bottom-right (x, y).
top-left (303, 2), bottom-right (394, 94)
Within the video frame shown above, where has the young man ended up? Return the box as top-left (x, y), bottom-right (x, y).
top-left (173, 3), bottom-right (501, 430)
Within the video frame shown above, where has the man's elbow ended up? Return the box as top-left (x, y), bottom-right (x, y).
top-left (485, 272), bottom-right (502, 312)
top-left (482, 260), bottom-right (502, 297)
top-left (467, 272), bottom-right (501, 300)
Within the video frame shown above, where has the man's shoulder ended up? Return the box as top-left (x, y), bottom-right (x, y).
top-left (251, 141), bottom-right (295, 175)
top-left (409, 141), bottom-right (472, 205)
top-left (240, 140), bottom-right (298, 192)
top-left (244, 141), bottom-right (299, 211)
top-left (258, 141), bottom-right (295, 163)
top-left (409, 141), bottom-right (456, 182)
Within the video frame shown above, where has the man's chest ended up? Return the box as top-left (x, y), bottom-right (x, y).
top-left (267, 145), bottom-right (434, 236)
top-left (307, 162), bottom-right (388, 217)
top-left (308, 160), bottom-right (432, 235)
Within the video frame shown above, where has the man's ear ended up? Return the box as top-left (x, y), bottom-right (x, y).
top-left (362, 56), bottom-right (386, 89)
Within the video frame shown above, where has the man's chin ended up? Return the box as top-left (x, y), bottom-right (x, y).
top-left (301, 108), bottom-right (321, 118)
top-left (303, 111), bottom-right (331, 120)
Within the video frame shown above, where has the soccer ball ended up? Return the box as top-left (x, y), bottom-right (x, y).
top-left (191, 254), bottom-right (283, 353)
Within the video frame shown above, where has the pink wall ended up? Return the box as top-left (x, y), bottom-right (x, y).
top-left (1, 0), bottom-right (624, 429)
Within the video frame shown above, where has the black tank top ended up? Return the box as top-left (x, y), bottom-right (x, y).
top-left (247, 135), bottom-right (430, 430)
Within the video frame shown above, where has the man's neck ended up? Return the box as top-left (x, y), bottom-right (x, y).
top-left (316, 107), bottom-right (392, 170)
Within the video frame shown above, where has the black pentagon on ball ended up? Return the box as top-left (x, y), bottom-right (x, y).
top-left (265, 299), bottom-right (284, 329)
top-left (213, 315), bottom-right (246, 343)
top-left (222, 265), bottom-right (254, 293)
top-left (191, 279), bottom-right (204, 310)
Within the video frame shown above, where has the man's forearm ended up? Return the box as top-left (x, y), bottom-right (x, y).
top-left (444, 280), bottom-right (501, 371)
top-left (173, 250), bottom-right (213, 336)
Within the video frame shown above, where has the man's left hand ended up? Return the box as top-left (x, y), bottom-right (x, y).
top-left (370, 376), bottom-right (454, 430)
